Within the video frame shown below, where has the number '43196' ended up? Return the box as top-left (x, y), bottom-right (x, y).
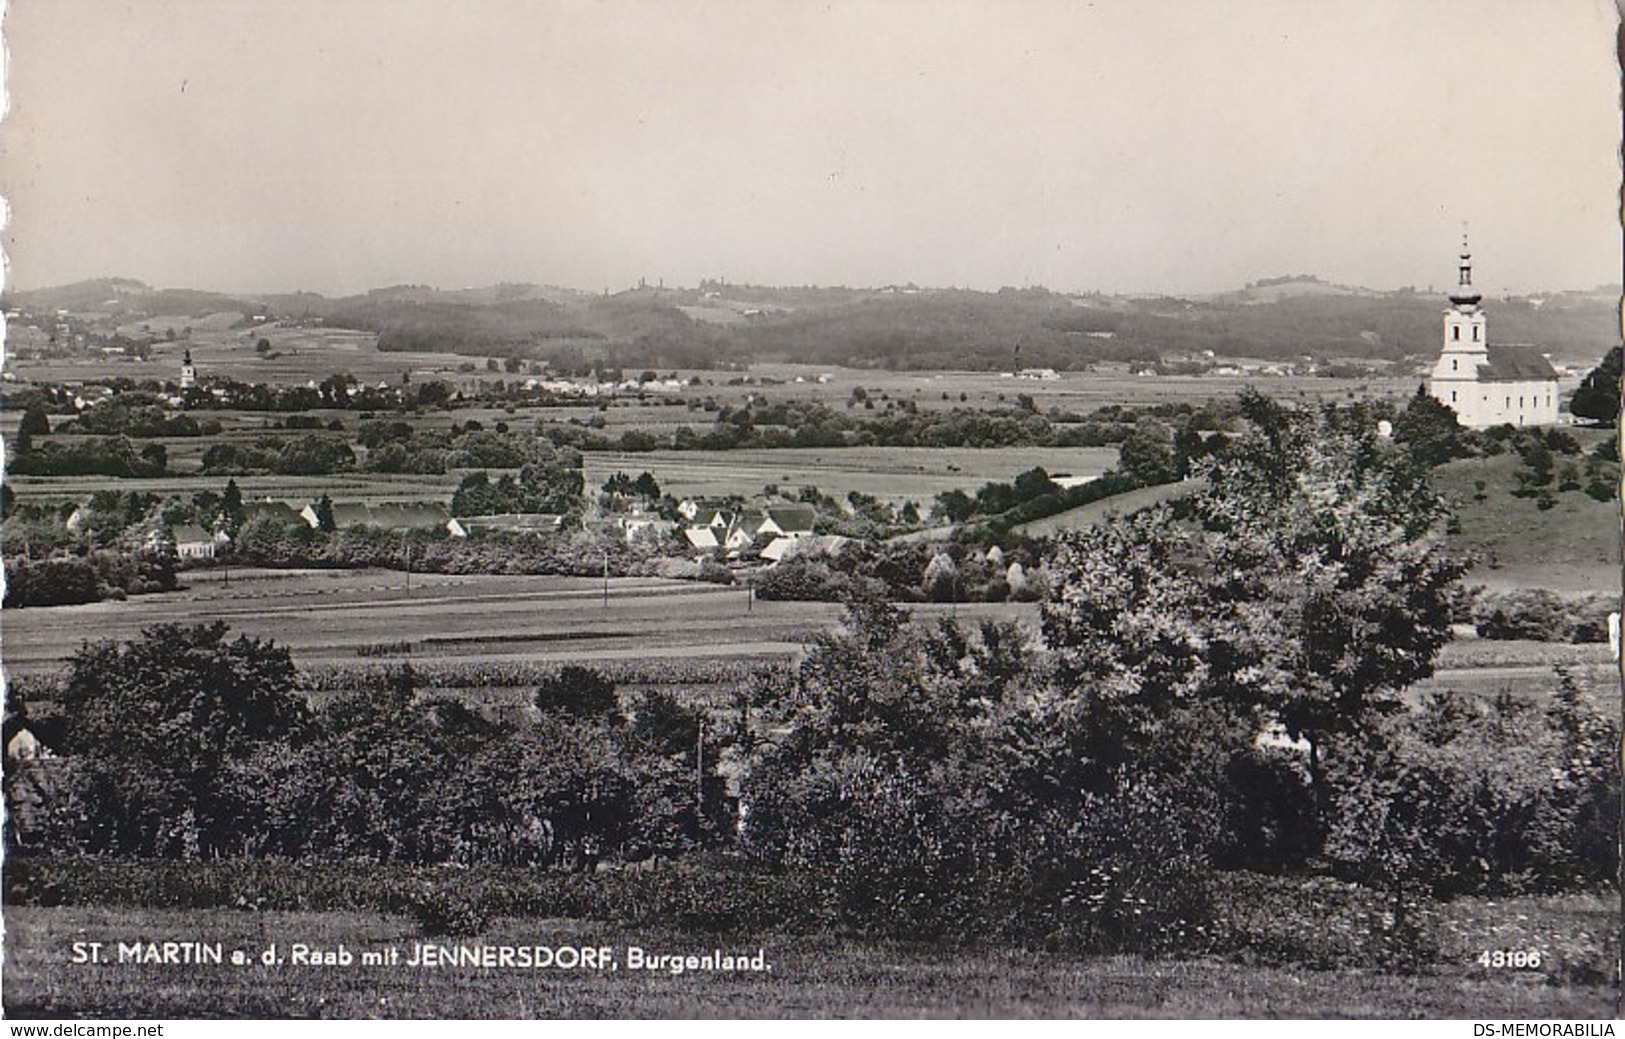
top-left (1477, 950), bottom-right (1541, 969)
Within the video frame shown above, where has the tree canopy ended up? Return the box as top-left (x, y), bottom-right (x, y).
top-left (1569, 345), bottom-right (1620, 426)
top-left (56, 622), bottom-right (305, 857)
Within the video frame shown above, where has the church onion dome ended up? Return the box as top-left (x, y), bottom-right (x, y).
top-left (1449, 243), bottom-right (1481, 307)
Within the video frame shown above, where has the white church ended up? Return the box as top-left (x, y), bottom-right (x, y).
top-left (1427, 242), bottom-right (1559, 428)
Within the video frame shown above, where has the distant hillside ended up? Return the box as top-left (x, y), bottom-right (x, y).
top-left (737, 288), bottom-right (1155, 370)
top-left (6, 279), bottom-right (267, 318)
top-left (1212, 274), bottom-right (1379, 305)
top-left (11, 276), bottom-right (1617, 371)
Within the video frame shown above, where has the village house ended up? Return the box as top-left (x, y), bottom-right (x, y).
top-left (677, 499), bottom-right (819, 560)
top-left (754, 504), bottom-right (817, 540)
top-left (170, 523), bottom-right (221, 561)
top-left (683, 527), bottom-right (722, 552)
top-left (243, 500), bottom-right (303, 528)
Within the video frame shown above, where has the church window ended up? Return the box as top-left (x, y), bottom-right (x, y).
top-left (1472, 327), bottom-right (1480, 341)
top-left (1451, 359), bottom-right (1458, 371)
top-left (1452, 327), bottom-right (1460, 341)
top-left (1450, 391), bottom-right (1456, 403)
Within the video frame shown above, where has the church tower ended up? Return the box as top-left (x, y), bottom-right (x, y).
top-left (1426, 235), bottom-right (1560, 428)
top-left (1430, 235), bottom-right (1488, 406)
top-left (180, 348), bottom-right (196, 390)
top-left (1434, 234), bottom-right (1488, 381)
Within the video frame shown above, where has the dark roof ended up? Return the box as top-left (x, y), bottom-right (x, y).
top-left (329, 503), bottom-right (375, 527)
top-left (325, 502), bottom-right (450, 531)
top-left (455, 513), bottom-right (562, 532)
top-left (1479, 345), bottom-right (1558, 382)
top-left (244, 501), bottom-right (300, 524)
top-left (762, 504), bottom-right (817, 532)
top-left (170, 523), bottom-right (213, 544)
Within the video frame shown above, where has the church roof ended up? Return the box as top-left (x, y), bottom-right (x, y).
top-left (1479, 344), bottom-right (1558, 382)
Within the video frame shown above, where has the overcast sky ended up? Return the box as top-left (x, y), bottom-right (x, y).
top-left (1, 0), bottom-right (1618, 297)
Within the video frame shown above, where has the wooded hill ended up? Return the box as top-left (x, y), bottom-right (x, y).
top-left (8, 275), bottom-right (1616, 372)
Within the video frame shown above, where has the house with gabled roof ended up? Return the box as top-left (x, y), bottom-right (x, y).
top-left (243, 500), bottom-right (303, 527)
top-left (678, 499), bottom-right (734, 530)
top-left (755, 503), bottom-right (817, 540)
top-left (171, 523), bottom-right (218, 560)
top-left (683, 527), bottom-right (721, 552)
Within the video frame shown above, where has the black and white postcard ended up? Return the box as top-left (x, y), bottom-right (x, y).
top-left (1, 0), bottom-right (1620, 1021)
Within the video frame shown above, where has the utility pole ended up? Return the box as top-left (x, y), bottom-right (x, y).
top-left (601, 548), bottom-right (609, 608)
top-left (695, 718), bottom-right (705, 815)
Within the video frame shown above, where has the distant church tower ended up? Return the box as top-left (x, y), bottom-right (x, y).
top-left (180, 348), bottom-right (196, 390)
top-left (1429, 236), bottom-right (1489, 398)
top-left (1427, 235), bottom-right (1559, 427)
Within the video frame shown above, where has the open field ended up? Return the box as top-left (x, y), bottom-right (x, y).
top-left (3, 899), bottom-right (1612, 1019)
top-left (3, 444), bottom-right (1118, 512)
top-left (0, 567), bottom-right (1034, 678)
top-left (4, 470), bottom-right (459, 507)
top-left (580, 445), bottom-right (1119, 507)
top-left (1012, 480), bottom-right (1197, 537)
top-left (1433, 452), bottom-right (1620, 596)
top-left (5, 568), bottom-right (1606, 718)
top-left (10, 324), bottom-right (482, 388)
top-left (698, 363), bottom-right (1432, 417)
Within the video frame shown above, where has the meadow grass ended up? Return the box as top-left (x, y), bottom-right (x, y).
top-left (1, 565), bottom-right (1041, 677)
top-left (1432, 453), bottom-right (1619, 596)
top-left (1011, 480), bottom-right (1196, 537)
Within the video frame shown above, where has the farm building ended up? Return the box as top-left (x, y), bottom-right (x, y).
top-left (170, 523), bottom-right (221, 560)
top-left (1427, 242), bottom-right (1559, 428)
top-left (677, 499), bottom-right (734, 527)
top-left (684, 527), bottom-right (721, 551)
top-left (756, 504), bottom-right (817, 539)
top-left (679, 502), bottom-right (818, 558)
top-left (446, 513), bottom-right (565, 538)
top-left (300, 501), bottom-right (451, 533)
top-left (587, 505), bottom-right (677, 545)
top-left (243, 500), bottom-right (303, 527)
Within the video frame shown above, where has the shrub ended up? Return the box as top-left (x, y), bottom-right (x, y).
top-left (1325, 679), bottom-right (1619, 898)
top-left (398, 886), bottom-right (491, 937)
top-left (1052, 856), bottom-right (1217, 956)
top-left (1472, 589), bottom-right (1614, 643)
top-left (533, 665), bottom-right (620, 722)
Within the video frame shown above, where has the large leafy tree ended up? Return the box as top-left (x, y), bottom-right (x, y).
top-left (1569, 345), bottom-right (1621, 426)
top-left (57, 622), bottom-right (306, 857)
top-left (741, 601), bottom-right (1057, 928)
top-left (1196, 396), bottom-right (1467, 758)
top-left (1043, 392), bottom-right (1469, 801)
top-left (1391, 383), bottom-right (1471, 467)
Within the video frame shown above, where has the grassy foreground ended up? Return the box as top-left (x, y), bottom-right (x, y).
top-left (3, 904), bottom-right (1614, 1019)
